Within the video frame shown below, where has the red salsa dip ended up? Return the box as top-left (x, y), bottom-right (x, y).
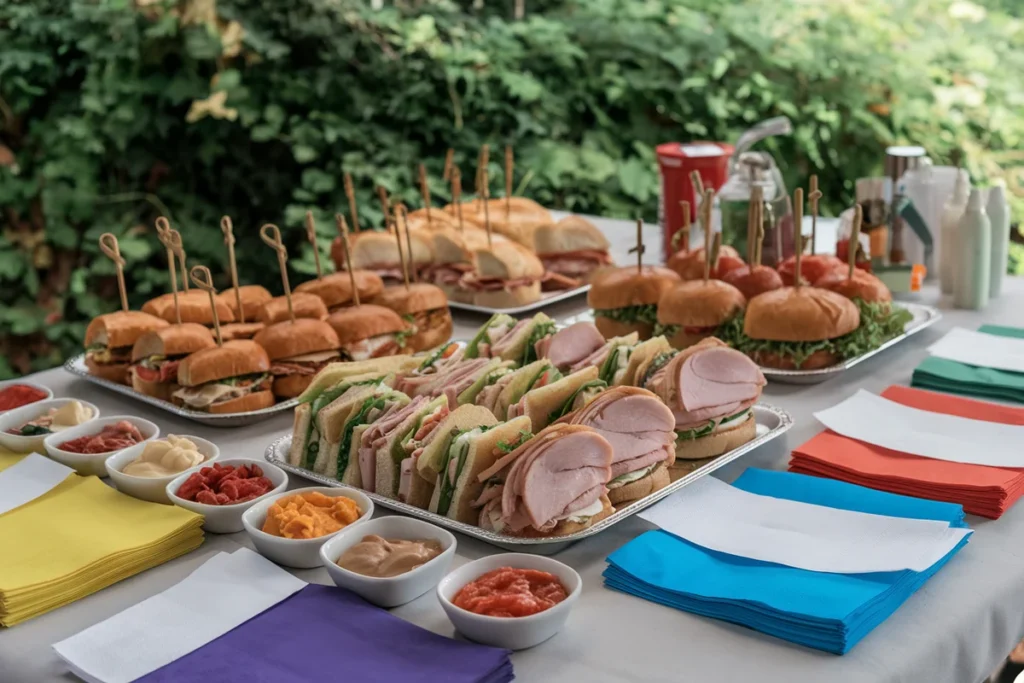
top-left (0, 384), bottom-right (48, 412)
top-left (176, 463), bottom-right (274, 505)
top-left (453, 567), bottom-right (568, 618)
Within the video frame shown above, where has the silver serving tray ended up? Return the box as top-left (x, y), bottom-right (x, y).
top-left (447, 284), bottom-right (591, 316)
top-left (63, 354), bottom-right (298, 427)
top-left (264, 403), bottom-right (792, 554)
top-left (565, 303), bottom-right (942, 386)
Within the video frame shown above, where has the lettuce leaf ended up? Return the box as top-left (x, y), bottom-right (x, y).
top-left (594, 304), bottom-right (658, 326)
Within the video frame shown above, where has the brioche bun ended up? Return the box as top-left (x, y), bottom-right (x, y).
top-left (777, 254), bottom-right (846, 286)
top-left (815, 268), bottom-right (892, 303)
top-left (85, 311), bottom-right (169, 350)
top-left (253, 318), bottom-right (340, 361)
top-left (218, 285), bottom-right (272, 322)
top-left (208, 390), bottom-right (276, 414)
top-left (326, 304), bottom-right (407, 345)
top-left (744, 287), bottom-right (859, 342)
top-left (176, 340), bottom-right (271, 387)
top-left (533, 215), bottom-right (610, 254)
top-left (256, 293), bottom-right (329, 324)
top-left (294, 273), bottom-right (357, 310)
top-left (593, 317), bottom-right (654, 341)
top-left (657, 280), bottom-right (745, 328)
top-left (372, 283), bottom-right (449, 316)
top-left (143, 290), bottom-right (236, 325)
top-left (588, 266), bottom-right (680, 310)
top-left (667, 245), bottom-right (742, 280)
top-left (219, 322), bottom-right (266, 341)
top-left (722, 265), bottom-right (784, 300)
top-left (85, 357), bottom-right (129, 385)
top-left (130, 370), bottom-right (176, 402)
top-left (271, 374), bottom-right (315, 399)
top-left (130, 323), bottom-right (215, 362)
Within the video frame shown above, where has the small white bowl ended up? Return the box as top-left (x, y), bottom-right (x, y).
top-left (437, 553), bottom-right (582, 650)
top-left (321, 517), bottom-right (456, 608)
top-left (0, 399), bottom-right (100, 454)
top-left (0, 380), bottom-right (53, 416)
top-left (44, 416), bottom-right (159, 477)
top-left (166, 458), bottom-right (288, 533)
top-left (242, 486), bottom-right (373, 569)
top-left (105, 436), bottom-right (220, 504)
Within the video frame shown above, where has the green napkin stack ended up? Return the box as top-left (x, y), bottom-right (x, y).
top-left (912, 325), bottom-right (1024, 402)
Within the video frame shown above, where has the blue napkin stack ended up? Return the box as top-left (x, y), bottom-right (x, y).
top-left (604, 469), bottom-right (970, 654)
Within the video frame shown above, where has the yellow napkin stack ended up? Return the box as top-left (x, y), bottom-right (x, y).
top-left (0, 451), bottom-right (204, 627)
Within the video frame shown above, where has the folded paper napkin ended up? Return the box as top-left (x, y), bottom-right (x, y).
top-left (913, 325), bottom-right (1024, 402)
top-left (605, 469), bottom-right (970, 654)
top-left (56, 548), bottom-right (514, 683)
top-left (0, 450), bottom-right (204, 627)
top-left (791, 385), bottom-right (1024, 518)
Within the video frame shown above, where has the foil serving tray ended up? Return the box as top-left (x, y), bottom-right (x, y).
top-left (447, 284), bottom-right (591, 316)
top-left (63, 354), bottom-right (298, 428)
top-left (264, 403), bottom-right (792, 554)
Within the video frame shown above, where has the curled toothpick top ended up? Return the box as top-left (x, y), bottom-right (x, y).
top-left (189, 265), bottom-right (223, 346)
top-left (220, 215), bottom-right (244, 324)
top-left (849, 204), bottom-right (863, 280)
top-left (344, 172), bottom-right (360, 233)
top-left (260, 223), bottom-right (296, 323)
top-left (335, 213), bottom-right (360, 307)
top-left (156, 222), bottom-right (184, 325)
top-left (305, 211), bottom-right (323, 280)
top-left (809, 175), bottom-right (822, 257)
top-left (99, 232), bottom-right (129, 312)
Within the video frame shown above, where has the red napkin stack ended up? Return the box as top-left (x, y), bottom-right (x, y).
top-left (790, 386), bottom-right (1024, 519)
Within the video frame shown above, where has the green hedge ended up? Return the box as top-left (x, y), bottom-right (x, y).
top-left (1, 0), bottom-right (1022, 378)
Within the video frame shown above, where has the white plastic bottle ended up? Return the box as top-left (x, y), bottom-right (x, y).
top-left (953, 188), bottom-right (991, 310)
top-left (986, 185), bottom-right (1010, 298)
top-left (939, 170), bottom-right (970, 295)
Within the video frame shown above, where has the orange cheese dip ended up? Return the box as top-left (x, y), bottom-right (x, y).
top-left (261, 492), bottom-right (360, 539)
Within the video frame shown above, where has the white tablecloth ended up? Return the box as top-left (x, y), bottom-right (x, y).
top-left (2, 216), bottom-right (1022, 683)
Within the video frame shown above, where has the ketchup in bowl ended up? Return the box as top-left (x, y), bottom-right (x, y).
top-left (453, 567), bottom-right (568, 618)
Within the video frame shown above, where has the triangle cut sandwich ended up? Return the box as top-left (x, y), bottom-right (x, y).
top-left (409, 404), bottom-right (498, 510)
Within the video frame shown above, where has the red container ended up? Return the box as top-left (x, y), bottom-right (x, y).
top-left (657, 141), bottom-right (734, 257)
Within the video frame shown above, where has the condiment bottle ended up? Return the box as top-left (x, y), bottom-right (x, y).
top-left (952, 188), bottom-right (991, 310)
top-left (986, 185), bottom-right (1010, 299)
top-left (939, 170), bottom-right (969, 295)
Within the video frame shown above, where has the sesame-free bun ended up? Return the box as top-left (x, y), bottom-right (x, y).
top-left (85, 357), bottom-right (130, 385)
top-left (430, 228), bottom-right (502, 264)
top-left (406, 316), bottom-right (453, 353)
top-left (253, 318), bottom-right (340, 361)
top-left (451, 197), bottom-right (553, 246)
top-left (373, 283), bottom-right (449, 316)
top-left (778, 254), bottom-right (846, 287)
top-left (667, 245), bottom-right (742, 280)
top-left (744, 287), bottom-right (860, 342)
top-left (607, 464), bottom-right (670, 506)
top-left (219, 322), bottom-right (266, 341)
top-left (130, 370), bottom-right (176, 401)
top-left (587, 266), bottom-right (680, 310)
top-left (256, 293), bottom-right (329, 324)
top-left (473, 241), bottom-right (544, 280)
top-left (326, 304), bottom-right (407, 345)
top-left (271, 374), bottom-right (316, 400)
top-left (131, 323), bottom-right (216, 361)
top-left (472, 282), bottom-right (542, 309)
top-left (533, 215), bottom-right (610, 254)
top-left (343, 229), bottom-right (434, 268)
top-left (207, 391), bottom-right (276, 414)
top-left (674, 413), bottom-right (756, 461)
top-left (143, 290), bottom-right (236, 326)
top-left (593, 317), bottom-right (654, 341)
top-left (722, 265), bottom-right (784, 300)
top-left (294, 273), bottom-right (356, 310)
top-left (217, 285), bottom-right (272, 322)
top-left (85, 311), bottom-right (169, 349)
top-left (815, 268), bottom-right (892, 303)
top-left (176, 340), bottom-right (271, 387)
top-left (657, 280), bottom-right (745, 328)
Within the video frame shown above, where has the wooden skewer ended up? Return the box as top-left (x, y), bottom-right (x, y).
top-left (849, 204), bottom-right (863, 280)
top-left (259, 224), bottom-right (296, 323)
top-left (189, 266), bottom-right (223, 346)
top-left (418, 163), bottom-right (432, 227)
top-left (690, 170), bottom-right (705, 214)
top-left (755, 198), bottom-right (765, 268)
top-left (391, 211), bottom-right (410, 290)
top-left (452, 166), bottom-right (465, 234)
top-left (344, 172), bottom-right (360, 233)
top-left (708, 233), bottom-right (722, 284)
top-left (793, 188), bottom-right (804, 288)
top-left (443, 148), bottom-right (455, 183)
top-left (809, 175), bottom-right (822, 257)
top-left (98, 233), bottom-right (129, 312)
top-left (750, 185), bottom-right (764, 266)
top-left (635, 218), bottom-right (644, 274)
top-left (746, 191), bottom-right (757, 266)
top-left (476, 144), bottom-right (489, 211)
top-left (701, 188), bottom-right (714, 281)
top-left (504, 144), bottom-right (513, 221)
top-left (335, 214), bottom-right (360, 307)
top-left (155, 217), bottom-right (181, 324)
top-left (397, 203), bottom-right (417, 283)
top-left (304, 211), bottom-right (323, 280)
top-left (377, 186), bottom-right (391, 229)
top-left (481, 167), bottom-right (493, 249)
top-left (220, 216), bottom-right (244, 324)
top-left (169, 228), bottom-right (189, 292)
top-left (680, 200), bottom-right (691, 252)
top-left (777, 195), bottom-right (790, 267)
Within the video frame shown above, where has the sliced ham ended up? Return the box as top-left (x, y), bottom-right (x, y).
top-left (539, 249), bottom-right (613, 264)
top-left (570, 389), bottom-right (675, 479)
top-left (357, 396), bottom-right (427, 492)
top-left (655, 345), bottom-right (765, 430)
top-left (569, 342), bottom-right (613, 374)
top-left (460, 274), bottom-right (539, 292)
top-left (541, 271), bottom-right (581, 291)
top-left (477, 372), bottom-right (516, 413)
top-left (536, 322), bottom-right (606, 371)
top-left (489, 319), bottom-right (531, 358)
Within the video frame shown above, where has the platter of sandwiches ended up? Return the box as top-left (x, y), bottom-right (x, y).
top-left (264, 315), bottom-right (793, 552)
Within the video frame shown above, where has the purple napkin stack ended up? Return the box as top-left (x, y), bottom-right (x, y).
top-left (138, 585), bottom-right (514, 683)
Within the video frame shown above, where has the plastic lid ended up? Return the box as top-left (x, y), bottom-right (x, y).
top-left (656, 142), bottom-right (732, 160)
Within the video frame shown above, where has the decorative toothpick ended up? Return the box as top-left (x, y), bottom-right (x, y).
top-left (259, 224), bottom-right (295, 323)
top-left (701, 188), bottom-right (714, 282)
top-left (304, 211), bottom-right (323, 280)
top-left (443, 148), bottom-right (455, 183)
top-left (155, 218), bottom-right (182, 325)
top-left (344, 172), bottom-right (360, 233)
top-left (418, 163), bottom-right (432, 226)
top-left (391, 210), bottom-right (410, 290)
top-left (452, 166), bottom-right (465, 234)
top-left (377, 186), bottom-right (391, 229)
top-left (634, 218), bottom-right (645, 274)
top-left (481, 167), bottom-right (493, 249)
top-left (219, 216), bottom-right (245, 324)
top-left (335, 213), bottom-right (360, 307)
top-left (189, 266), bottom-right (223, 346)
top-left (397, 203), bottom-right (417, 283)
top-left (476, 144), bottom-right (489, 210)
top-left (690, 170), bottom-right (705, 207)
top-left (504, 144), bottom-right (513, 221)
top-left (749, 185), bottom-right (764, 266)
top-left (98, 233), bottom-right (129, 312)
top-left (754, 197), bottom-right (765, 268)
top-left (168, 227), bottom-right (189, 292)
top-left (708, 233), bottom-right (722, 284)
top-left (809, 175), bottom-right (822, 257)
top-left (793, 188), bottom-right (804, 288)
top-left (674, 200), bottom-right (691, 252)
top-left (849, 204), bottom-right (863, 280)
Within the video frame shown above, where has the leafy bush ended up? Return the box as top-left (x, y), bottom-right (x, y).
top-left (1, 0), bottom-right (1022, 378)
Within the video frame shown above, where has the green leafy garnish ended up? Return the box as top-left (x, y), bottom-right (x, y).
top-left (549, 379), bottom-right (607, 423)
top-left (594, 304), bottom-right (659, 326)
top-left (637, 350), bottom-right (678, 389)
top-left (418, 342), bottom-right (456, 371)
top-left (396, 316), bottom-right (418, 349)
top-left (675, 409), bottom-right (749, 442)
top-left (497, 428), bottom-right (533, 453)
top-left (522, 321), bottom-right (557, 365)
top-left (221, 372), bottom-right (270, 387)
top-left (652, 323), bottom-right (679, 338)
top-left (337, 396), bottom-right (387, 480)
top-left (18, 424), bottom-right (52, 436)
top-left (86, 343), bottom-right (106, 352)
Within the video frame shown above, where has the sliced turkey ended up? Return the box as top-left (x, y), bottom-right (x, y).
top-left (535, 322), bottom-right (606, 372)
top-left (488, 319), bottom-right (531, 358)
top-left (357, 396), bottom-right (428, 492)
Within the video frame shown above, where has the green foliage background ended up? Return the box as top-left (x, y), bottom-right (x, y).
top-left (1, 0), bottom-right (1022, 378)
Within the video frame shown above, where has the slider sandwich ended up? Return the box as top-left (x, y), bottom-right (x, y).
top-left (461, 241), bottom-right (545, 309)
top-left (667, 244), bottom-right (744, 281)
top-left (295, 273), bottom-right (363, 312)
top-left (403, 208), bottom-right (460, 232)
top-left (253, 318), bottom-right (342, 399)
top-left (506, 366), bottom-right (604, 431)
top-left (332, 230), bottom-right (434, 285)
top-left (219, 322), bottom-right (266, 341)
top-left (722, 263), bottom-right (784, 300)
top-left (143, 290), bottom-right (237, 326)
top-left (637, 338), bottom-right (765, 479)
top-left (776, 253), bottom-right (845, 287)
top-left (173, 340), bottom-right (274, 413)
top-left (475, 424), bottom-right (614, 537)
top-left (257, 292), bottom-right (329, 325)
top-left (422, 229), bottom-right (489, 303)
top-left (450, 197), bottom-right (552, 247)
top-left (566, 386), bottom-right (676, 504)
top-left (815, 268), bottom-right (892, 306)
top-left (533, 215), bottom-right (614, 290)
top-left (85, 311), bottom-right (170, 385)
top-left (533, 321), bottom-right (607, 373)
top-left (588, 266), bottom-right (680, 341)
top-left (464, 312), bottom-right (555, 363)
top-left (425, 415), bottom-right (535, 524)
top-left (326, 304), bottom-right (413, 360)
top-left (129, 323), bottom-right (215, 401)
top-left (407, 404), bottom-right (498, 509)
top-left (217, 285), bottom-right (272, 323)
top-left (479, 359), bottom-right (563, 420)
top-left (655, 279), bottom-right (745, 350)
top-left (372, 283), bottom-right (453, 353)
